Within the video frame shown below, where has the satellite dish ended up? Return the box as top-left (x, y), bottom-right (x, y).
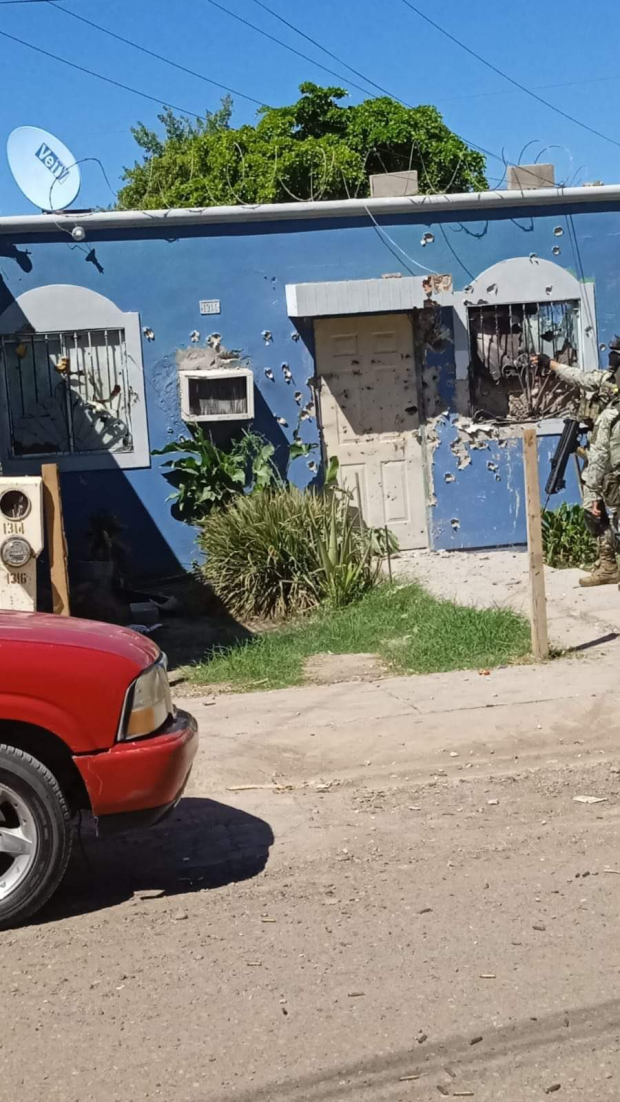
top-left (7, 126), bottom-right (81, 211)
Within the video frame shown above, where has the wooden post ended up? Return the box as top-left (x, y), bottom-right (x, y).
top-left (41, 463), bottom-right (70, 616)
top-left (522, 428), bottom-right (548, 660)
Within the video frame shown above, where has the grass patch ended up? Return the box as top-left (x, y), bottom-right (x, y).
top-left (185, 582), bottom-right (531, 693)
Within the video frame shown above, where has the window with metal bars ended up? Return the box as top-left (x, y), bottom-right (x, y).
top-left (468, 300), bottom-right (580, 423)
top-left (0, 328), bottom-right (134, 458)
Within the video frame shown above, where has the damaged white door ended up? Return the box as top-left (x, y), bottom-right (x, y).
top-left (315, 313), bottom-right (428, 550)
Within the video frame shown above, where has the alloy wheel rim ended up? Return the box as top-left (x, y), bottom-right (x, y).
top-left (0, 784), bottom-right (38, 902)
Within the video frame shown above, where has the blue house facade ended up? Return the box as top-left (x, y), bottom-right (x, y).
top-left (0, 180), bottom-right (616, 577)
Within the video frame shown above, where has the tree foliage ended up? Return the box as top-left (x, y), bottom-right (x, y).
top-left (117, 83), bottom-right (487, 209)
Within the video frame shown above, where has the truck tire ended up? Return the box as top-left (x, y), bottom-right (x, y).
top-left (0, 744), bottom-right (72, 929)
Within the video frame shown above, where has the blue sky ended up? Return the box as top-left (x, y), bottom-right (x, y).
top-left (1, 0), bottom-right (619, 213)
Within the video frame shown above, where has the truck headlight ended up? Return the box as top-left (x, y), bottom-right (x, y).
top-left (119, 655), bottom-right (173, 740)
top-left (1, 536), bottom-right (32, 568)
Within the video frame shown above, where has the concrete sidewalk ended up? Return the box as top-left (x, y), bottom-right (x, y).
top-left (181, 642), bottom-right (620, 795)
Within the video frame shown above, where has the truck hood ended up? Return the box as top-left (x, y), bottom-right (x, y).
top-left (0, 611), bottom-right (160, 668)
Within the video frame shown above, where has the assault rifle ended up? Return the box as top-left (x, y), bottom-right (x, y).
top-left (545, 418), bottom-right (586, 496)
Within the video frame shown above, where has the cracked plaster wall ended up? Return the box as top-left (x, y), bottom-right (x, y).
top-left (429, 414), bottom-right (581, 548)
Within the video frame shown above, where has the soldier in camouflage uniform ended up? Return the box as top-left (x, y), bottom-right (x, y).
top-left (580, 394), bottom-right (620, 586)
top-left (533, 341), bottom-right (620, 585)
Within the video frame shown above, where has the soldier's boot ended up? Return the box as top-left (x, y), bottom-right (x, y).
top-left (579, 536), bottom-right (620, 586)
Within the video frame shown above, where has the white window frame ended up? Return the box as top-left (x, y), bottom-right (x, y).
top-left (0, 285), bottom-right (149, 472)
top-left (179, 367), bottom-right (254, 422)
top-left (453, 256), bottom-right (599, 436)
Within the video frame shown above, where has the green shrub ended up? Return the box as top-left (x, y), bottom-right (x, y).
top-left (198, 485), bottom-right (380, 619)
top-left (153, 427), bottom-right (278, 523)
top-left (541, 503), bottom-right (597, 569)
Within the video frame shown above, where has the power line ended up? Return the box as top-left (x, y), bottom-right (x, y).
top-left (400, 0), bottom-right (620, 152)
top-left (49, 3), bottom-right (268, 108)
top-left (247, 0), bottom-right (398, 99)
top-left (0, 27), bottom-right (210, 119)
top-left (202, 0), bottom-right (377, 100)
top-left (204, 0), bottom-right (545, 178)
top-left (253, 0), bottom-right (620, 109)
top-left (2, 5), bottom-right (570, 192)
top-left (437, 73), bottom-right (620, 105)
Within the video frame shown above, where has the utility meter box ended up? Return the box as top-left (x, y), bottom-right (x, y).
top-left (0, 477), bottom-right (44, 611)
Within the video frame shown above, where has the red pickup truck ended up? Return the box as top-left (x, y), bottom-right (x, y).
top-left (0, 611), bottom-right (198, 928)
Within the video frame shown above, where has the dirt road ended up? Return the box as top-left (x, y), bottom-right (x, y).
top-left (3, 657), bottom-right (620, 1102)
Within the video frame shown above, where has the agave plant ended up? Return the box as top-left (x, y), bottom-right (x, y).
top-left (311, 485), bottom-right (379, 608)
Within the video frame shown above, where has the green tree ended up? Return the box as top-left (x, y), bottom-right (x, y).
top-left (117, 83), bottom-right (487, 209)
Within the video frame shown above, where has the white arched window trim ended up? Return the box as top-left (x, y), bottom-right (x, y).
top-left (0, 284), bottom-right (149, 472)
top-left (451, 256), bottom-right (599, 434)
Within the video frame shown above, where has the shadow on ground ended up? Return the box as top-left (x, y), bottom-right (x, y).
top-left (40, 568), bottom-right (255, 675)
top-left (149, 574), bottom-right (254, 674)
top-left (39, 797), bottom-right (274, 923)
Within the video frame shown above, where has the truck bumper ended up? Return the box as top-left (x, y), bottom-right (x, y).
top-left (74, 709), bottom-right (198, 831)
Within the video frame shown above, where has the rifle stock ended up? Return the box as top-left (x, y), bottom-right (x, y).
top-left (545, 418), bottom-right (584, 496)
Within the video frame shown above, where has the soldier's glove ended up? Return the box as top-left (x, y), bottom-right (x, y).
top-left (583, 503), bottom-right (610, 538)
top-left (535, 353), bottom-right (551, 373)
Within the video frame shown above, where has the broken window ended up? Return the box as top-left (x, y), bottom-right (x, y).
top-left (468, 300), bottom-right (580, 422)
top-left (0, 328), bottom-right (134, 458)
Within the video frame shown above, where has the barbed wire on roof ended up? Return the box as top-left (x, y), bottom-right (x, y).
top-left (47, 156), bottom-right (117, 212)
top-left (361, 198), bottom-right (440, 277)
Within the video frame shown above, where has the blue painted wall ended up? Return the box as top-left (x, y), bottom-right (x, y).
top-left (1, 197), bottom-right (618, 574)
top-left (430, 417), bottom-right (581, 549)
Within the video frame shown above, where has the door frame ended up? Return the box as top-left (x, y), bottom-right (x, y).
top-left (313, 309), bottom-right (430, 549)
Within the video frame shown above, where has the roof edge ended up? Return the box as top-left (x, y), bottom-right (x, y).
top-left (1, 183), bottom-right (619, 234)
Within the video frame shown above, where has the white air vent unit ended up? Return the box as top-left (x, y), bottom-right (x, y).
top-left (179, 368), bottom-right (254, 422)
